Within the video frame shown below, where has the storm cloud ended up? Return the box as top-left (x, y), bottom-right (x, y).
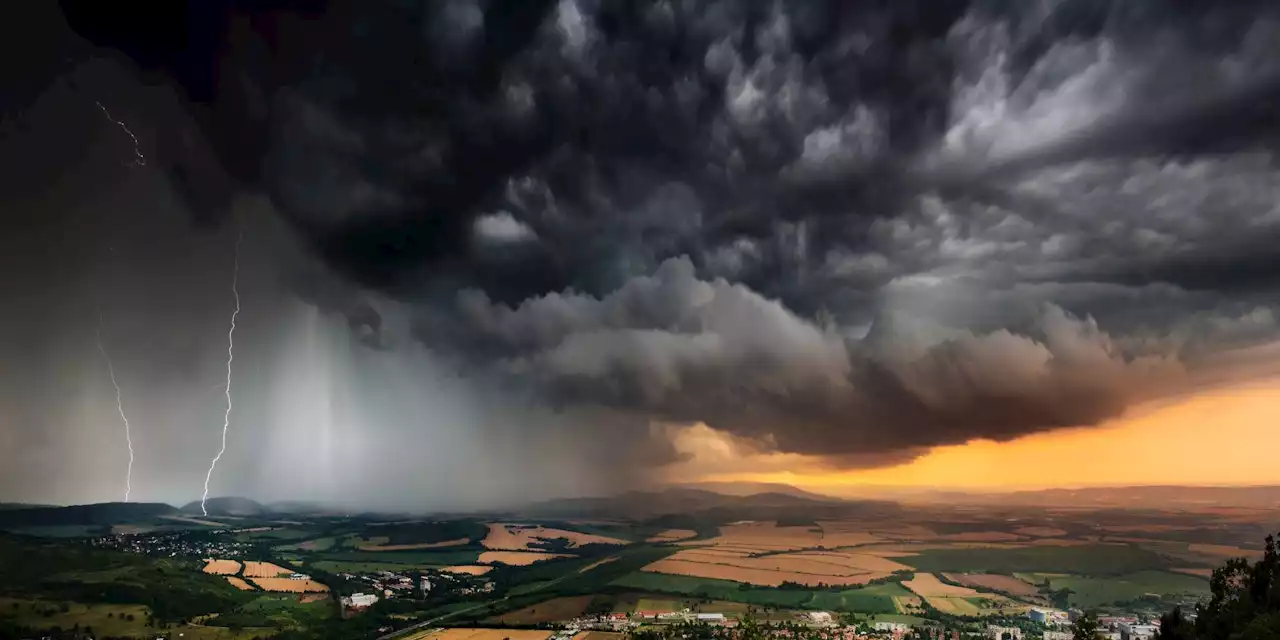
top-left (18, 0), bottom-right (1280, 500)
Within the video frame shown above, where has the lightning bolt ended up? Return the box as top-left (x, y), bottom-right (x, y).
top-left (94, 101), bottom-right (146, 167)
top-left (201, 228), bottom-right (243, 516)
top-left (96, 316), bottom-right (135, 503)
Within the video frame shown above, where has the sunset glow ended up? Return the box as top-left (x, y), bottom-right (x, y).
top-left (692, 380), bottom-right (1280, 494)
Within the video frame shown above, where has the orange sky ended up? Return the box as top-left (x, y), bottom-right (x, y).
top-left (670, 379), bottom-right (1280, 494)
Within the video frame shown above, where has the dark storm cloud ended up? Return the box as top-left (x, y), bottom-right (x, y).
top-left (54, 0), bottom-right (1280, 469)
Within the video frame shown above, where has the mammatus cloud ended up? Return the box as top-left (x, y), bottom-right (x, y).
top-left (49, 0), bottom-right (1280, 484)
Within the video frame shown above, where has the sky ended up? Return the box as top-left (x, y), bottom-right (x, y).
top-left (2, 0), bottom-right (1280, 510)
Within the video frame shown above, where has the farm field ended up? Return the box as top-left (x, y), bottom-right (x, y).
top-left (904, 544), bottom-right (1168, 575)
top-left (942, 573), bottom-right (1042, 597)
top-left (640, 557), bottom-right (889, 587)
top-left (242, 561), bottom-right (293, 578)
top-left (493, 595), bottom-right (594, 624)
top-left (278, 537), bottom-right (337, 551)
top-left (639, 546), bottom-right (908, 587)
top-left (478, 550), bottom-right (571, 565)
top-left (226, 576), bottom-right (254, 590)
top-left (0, 598), bottom-right (270, 639)
top-left (203, 559), bottom-right (241, 575)
top-left (1046, 571), bottom-right (1210, 608)
top-left (482, 523), bottom-right (629, 550)
top-left (358, 537), bottom-right (469, 551)
top-left (902, 573), bottom-right (979, 597)
top-left (443, 565), bottom-right (494, 575)
top-left (250, 577), bottom-right (329, 593)
top-left (580, 557), bottom-right (619, 572)
top-left (405, 628), bottom-right (553, 640)
top-left (647, 529), bottom-right (698, 542)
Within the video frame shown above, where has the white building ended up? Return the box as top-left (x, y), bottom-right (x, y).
top-left (1120, 624), bottom-right (1158, 640)
top-left (343, 593), bottom-right (379, 608)
top-left (987, 626), bottom-right (1023, 640)
top-left (875, 622), bottom-right (910, 632)
top-left (696, 613), bottom-right (726, 623)
top-left (809, 611), bottom-right (834, 625)
top-left (1044, 632), bottom-right (1073, 640)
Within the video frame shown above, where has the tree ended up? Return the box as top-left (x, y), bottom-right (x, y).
top-left (1155, 606), bottom-right (1195, 640)
top-left (1188, 533), bottom-right (1280, 640)
top-left (1072, 610), bottom-right (1104, 640)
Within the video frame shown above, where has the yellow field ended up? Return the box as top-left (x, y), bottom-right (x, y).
top-left (1171, 567), bottom-right (1214, 577)
top-left (249, 577), bottom-right (329, 592)
top-left (442, 565), bottom-right (493, 575)
top-left (478, 551), bottom-right (570, 566)
top-left (943, 573), bottom-right (1041, 597)
top-left (494, 596), bottom-right (594, 624)
top-left (641, 557), bottom-right (888, 587)
top-left (678, 521), bottom-right (823, 551)
top-left (1014, 527), bottom-right (1068, 537)
top-left (202, 559), bottom-right (241, 575)
top-left (404, 629), bottom-right (552, 640)
top-left (1189, 543), bottom-right (1264, 559)
top-left (647, 529), bottom-right (698, 542)
top-left (903, 573), bottom-right (980, 597)
top-left (893, 595), bottom-right (923, 613)
top-left (242, 561), bottom-right (293, 578)
top-left (926, 597), bottom-right (980, 615)
top-left (359, 537), bottom-right (469, 551)
top-left (482, 523), bottom-right (628, 550)
top-left (224, 576), bottom-right (254, 590)
top-left (786, 551), bottom-right (914, 572)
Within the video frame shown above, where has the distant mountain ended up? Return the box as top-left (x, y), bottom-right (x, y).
top-left (676, 482), bottom-right (841, 501)
top-left (523, 486), bottom-right (866, 520)
top-left (180, 496), bottom-right (266, 516)
top-left (268, 500), bottom-right (329, 514)
top-left (0, 502), bottom-right (175, 528)
top-left (0, 502), bottom-right (56, 511)
top-left (893, 485), bottom-right (1280, 509)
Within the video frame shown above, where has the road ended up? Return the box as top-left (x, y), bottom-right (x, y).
top-left (374, 596), bottom-right (510, 640)
top-left (374, 568), bottom-right (578, 640)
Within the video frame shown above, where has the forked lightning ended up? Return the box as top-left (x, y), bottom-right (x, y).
top-left (201, 228), bottom-right (243, 516)
top-left (96, 316), bottom-right (135, 502)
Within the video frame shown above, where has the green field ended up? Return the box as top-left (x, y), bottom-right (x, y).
top-left (0, 598), bottom-right (271, 639)
top-left (607, 572), bottom-right (912, 612)
top-left (806, 582), bottom-right (911, 614)
top-left (609, 572), bottom-right (813, 607)
top-left (1045, 571), bottom-right (1210, 608)
top-left (277, 536), bottom-right (338, 552)
top-left (312, 560), bottom-right (439, 574)
top-left (905, 545), bottom-right (1168, 575)
top-left (315, 550), bottom-right (481, 565)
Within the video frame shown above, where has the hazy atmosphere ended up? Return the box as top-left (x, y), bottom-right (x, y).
top-left (4, 0), bottom-right (1280, 510)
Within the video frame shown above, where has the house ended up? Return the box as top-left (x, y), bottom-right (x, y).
top-left (289, 573), bottom-right (310, 581)
top-left (1028, 609), bottom-right (1049, 624)
top-left (1044, 632), bottom-right (1072, 640)
top-left (635, 611), bottom-right (673, 619)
